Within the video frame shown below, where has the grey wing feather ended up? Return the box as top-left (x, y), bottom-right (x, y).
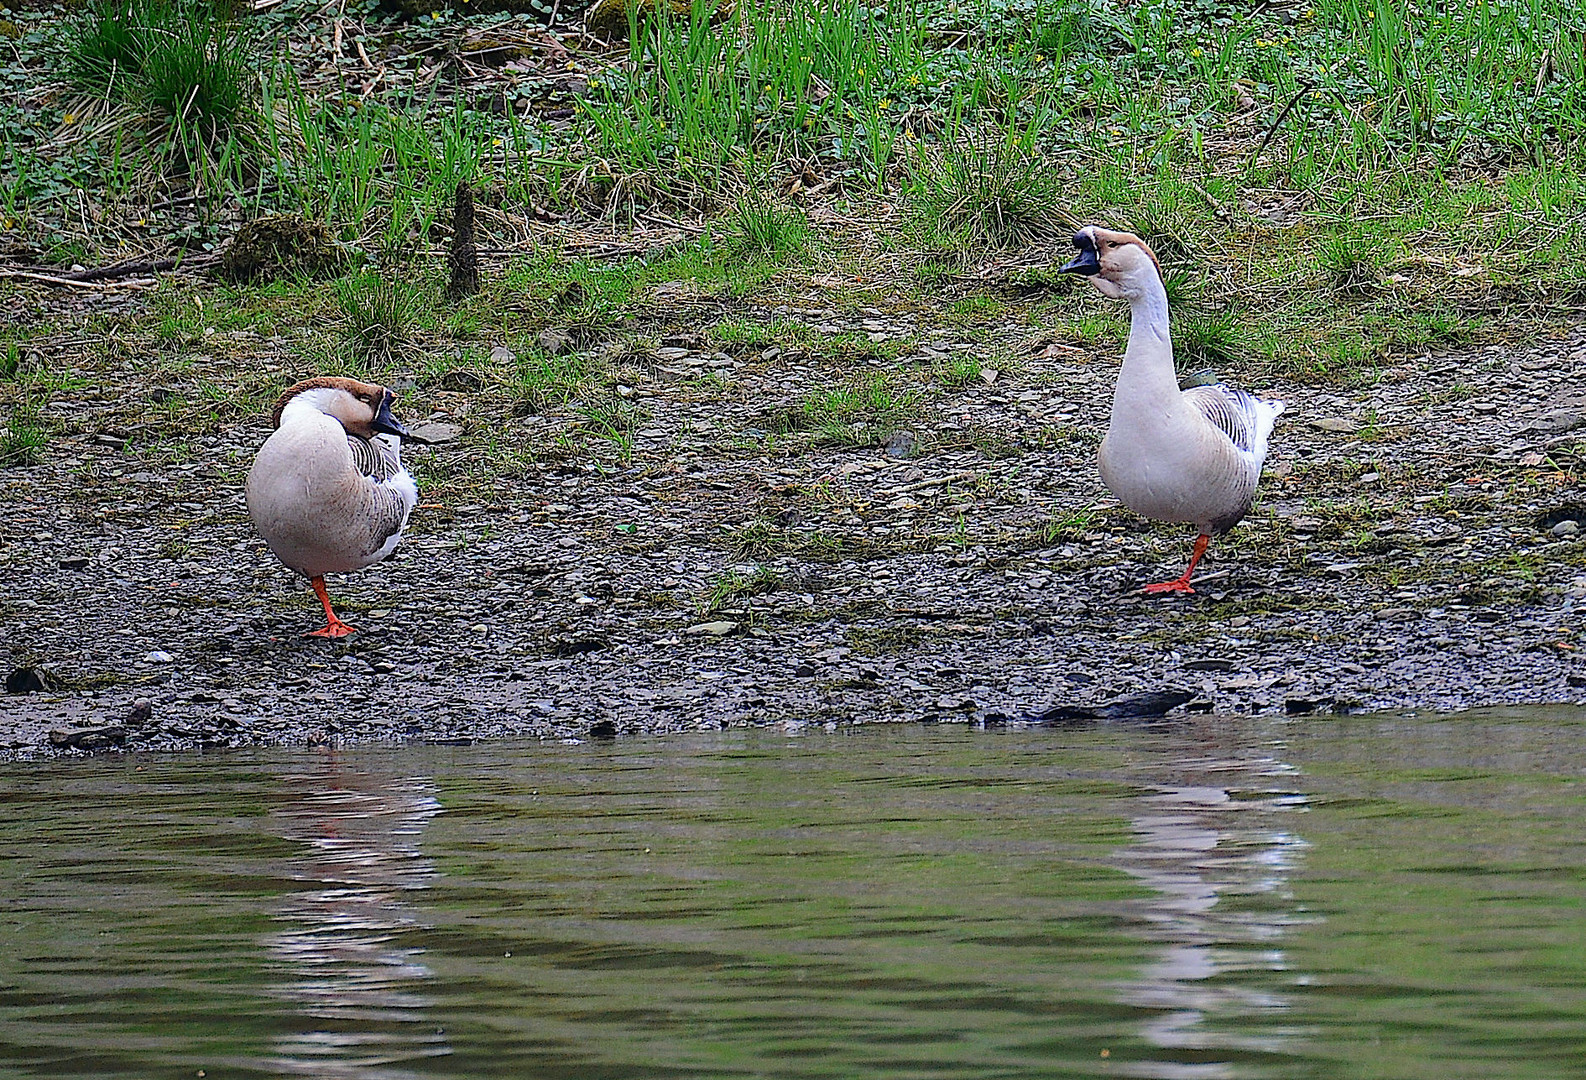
top-left (347, 433), bottom-right (402, 481)
top-left (1184, 385), bottom-right (1259, 453)
top-left (365, 486), bottom-right (411, 555)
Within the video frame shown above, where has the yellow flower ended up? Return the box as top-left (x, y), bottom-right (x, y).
top-left (879, 99), bottom-right (891, 109)
top-left (1034, 54), bottom-right (1044, 62)
top-left (63, 112), bottom-right (77, 124)
top-left (1191, 47), bottom-right (1203, 57)
top-left (857, 67), bottom-right (865, 76)
top-left (492, 137), bottom-right (503, 147)
top-left (907, 74), bottom-right (921, 86)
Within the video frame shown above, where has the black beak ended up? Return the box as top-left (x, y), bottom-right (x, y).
top-left (1059, 229), bottom-right (1101, 275)
top-left (371, 390), bottom-right (408, 438)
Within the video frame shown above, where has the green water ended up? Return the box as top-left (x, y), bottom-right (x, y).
top-left (2, 712), bottom-right (1585, 1079)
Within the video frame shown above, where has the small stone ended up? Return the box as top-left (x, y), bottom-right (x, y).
top-left (1183, 657), bottom-right (1238, 672)
top-left (979, 368), bottom-right (999, 385)
top-left (1551, 520), bottom-right (1579, 538)
top-left (490, 345), bottom-right (516, 363)
top-left (1310, 417), bottom-right (1358, 433)
top-left (93, 432), bottom-right (129, 449)
top-left (439, 369), bottom-right (483, 392)
top-left (48, 726), bottom-right (129, 751)
top-left (883, 431), bottom-right (922, 460)
top-left (406, 421), bottom-right (463, 444)
top-left (538, 328), bottom-right (574, 355)
top-left (58, 556), bottom-right (91, 570)
top-left (6, 668), bottom-right (50, 694)
top-left (1472, 402), bottom-right (1499, 415)
top-left (684, 620), bottom-right (739, 637)
top-left (145, 650), bottom-right (175, 663)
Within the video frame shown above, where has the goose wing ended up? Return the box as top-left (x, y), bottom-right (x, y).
top-left (348, 432), bottom-right (402, 482)
top-left (348, 433), bottom-right (417, 558)
top-left (1182, 384), bottom-right (1284, 465)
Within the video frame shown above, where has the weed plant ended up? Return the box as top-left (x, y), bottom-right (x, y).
top-left (336, 271), bottom-right (429, 362)
top-left (0, 400), bottom-right (47, 467)
top-left (905, 127), bottom-right (1068, 249)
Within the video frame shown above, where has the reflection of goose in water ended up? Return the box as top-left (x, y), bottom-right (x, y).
top-left (263, 761), bottom-right (448, 1079)
top-left (1110, 743), bottom-right (1313, 1079)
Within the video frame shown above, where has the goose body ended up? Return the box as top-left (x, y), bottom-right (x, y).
top-left (1062, 226), bottom-right (1283, 593)
top-left (246, 377), bottom-right (417, 636)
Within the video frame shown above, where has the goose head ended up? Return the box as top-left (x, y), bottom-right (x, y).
top-left (1059, 226), bottom-right (1163, 301)
top-left (271, 376), bottom-right (409, 439)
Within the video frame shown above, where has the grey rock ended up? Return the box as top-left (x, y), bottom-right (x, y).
top-left (406, 421), bottom-right (464, 444)
top-left (883, 431), bottom-right (922, 460)
top-left (1310, 417), bottom-right (1358, 433)
top-left (684, 620), bottom-right (739, 637)
top-left (538, 328), bottom-right (573, 355)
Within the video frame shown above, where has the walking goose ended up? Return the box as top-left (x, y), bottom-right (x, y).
top-left (246, 377), bottom-right (418, 636)
top-left (1059, 226), bottom-right (1283, 594)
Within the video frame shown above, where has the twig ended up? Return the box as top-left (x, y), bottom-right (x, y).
top-left (880, 471), bottom-right (977, 496)
top-left (1248, 81), bottom-right (1314, 168)
top-left (0, 270), bottom-right (156, 289)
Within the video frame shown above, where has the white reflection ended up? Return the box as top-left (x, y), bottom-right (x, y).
top-left (263, 761), bottom-right (449, 1079)
top-left (1112, 747), bottom-right (1313, 1080)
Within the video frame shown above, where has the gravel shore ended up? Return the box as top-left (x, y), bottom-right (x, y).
top-left (5, 284), bottom-right (1586, 756)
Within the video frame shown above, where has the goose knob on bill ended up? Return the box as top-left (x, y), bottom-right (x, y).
top-left (246, 377), bottom-right (418, 637)
top-left (1059, 226), bottom-right (1284, 594)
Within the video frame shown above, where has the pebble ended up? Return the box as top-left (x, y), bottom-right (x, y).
top-left (1552, 520), bottom-right (1579, 538)
top-left (145, 651), bottom-right (175, 663)
top-left (684, 621), bottom-right (739, 637)
top-left (407, 421), bottom-right (464, 444)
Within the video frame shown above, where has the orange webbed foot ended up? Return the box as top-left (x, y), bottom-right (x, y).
top-left (1142, 579), bottom-right (1196, 595)
top-left (305, 619), bottom-right (358, 638)
top-left (305, 576), bottom-right (357, 638)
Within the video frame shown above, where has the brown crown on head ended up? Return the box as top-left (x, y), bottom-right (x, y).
top-left (270, 376), bottom-right (385, 429)
top-left (1091, 227), bottom-right (1164, 281)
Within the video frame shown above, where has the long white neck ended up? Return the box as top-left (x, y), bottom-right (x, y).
top-left (1113, 270), bottom-right (1179, 413)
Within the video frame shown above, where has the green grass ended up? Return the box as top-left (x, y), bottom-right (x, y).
top-left (4, 0), bottom-right (1585, 403)
top-left (336, 271), bottom-right (430, 362)
top-left (791, 372), bottom-right (920, 447)
top-left (703, 565), bottom-right (782, 613)
top-left (0, 399), bottom-right (48, 467)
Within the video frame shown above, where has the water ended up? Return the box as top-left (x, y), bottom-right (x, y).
top-left (3, 711), bottom-right (1586, 1079)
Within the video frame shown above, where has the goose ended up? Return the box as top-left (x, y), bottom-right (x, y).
top-left (1059, 226), bottom-right (1283, 594)
top-left (246, 377), bottom-right (418, 637)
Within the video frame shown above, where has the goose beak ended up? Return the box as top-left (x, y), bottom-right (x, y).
top-left (1059, 229), bottom-right (1101, 276)
top-left (371, 390), bottom-right (408, 438)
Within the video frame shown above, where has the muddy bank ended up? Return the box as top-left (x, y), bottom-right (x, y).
top-left (5, 298), bottom-right (1586, 756)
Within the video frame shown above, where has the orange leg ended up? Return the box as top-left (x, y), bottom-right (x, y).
top-left (305, 576), bottom-right (358, 638)
top-left (1143, 533), bottom-right (1210, 595)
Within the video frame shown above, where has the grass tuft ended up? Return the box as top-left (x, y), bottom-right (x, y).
top-left (906, 130), bottom-right (1068, 249)
top-left (0, 400), bottom-right (48, 467)
top-left (336, 271), bottom-right (428, 362)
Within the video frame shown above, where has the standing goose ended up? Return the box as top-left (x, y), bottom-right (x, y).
top-left (1059, 226), bottom-right (1283, 594)
top-left (247, 377), bottom-right (418, 636)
